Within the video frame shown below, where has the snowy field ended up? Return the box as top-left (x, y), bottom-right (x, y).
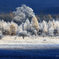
top-left (1, 36), bottom-right (59, 44)
top-left (0, 36), bottom-right (59, 49)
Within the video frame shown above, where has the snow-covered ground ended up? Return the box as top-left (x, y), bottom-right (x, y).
top-left (0, 36), bottom-right (59, 49)
top-left (0, 36), bottom-right (59, 44)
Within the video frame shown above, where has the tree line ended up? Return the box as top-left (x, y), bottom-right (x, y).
top-left (0, 11), bottom-right (59, 22)
top-left (0, 11), bottom-right (15, 22)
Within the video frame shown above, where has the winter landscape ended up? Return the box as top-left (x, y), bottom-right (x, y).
top-left (0, 0), bottom-right (59, 58)
top-left (0, 4), bottom-right (59, 44)
top-left (0, 5), bottom-right (59, 55)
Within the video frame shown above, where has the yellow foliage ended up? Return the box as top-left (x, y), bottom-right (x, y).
top-left (10, 24), bottom-right (16, 35)
top-left (31, 16), bottom-right (39, 31)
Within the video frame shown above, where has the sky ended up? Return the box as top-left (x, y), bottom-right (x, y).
top-left (0, 0), bottom-right (59, 14)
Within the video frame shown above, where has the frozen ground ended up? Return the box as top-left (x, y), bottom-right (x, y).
top-left (0, 36), bottom-right (59, 44)
top-left (0, 36), bottom-right (59, 49)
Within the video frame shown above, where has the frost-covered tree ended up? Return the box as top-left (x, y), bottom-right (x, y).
top-left (48, 20), bottom-right (53, 28)
top-left (55, 21), bottom-right (59, 34)
top-left (10, 22), bottom-right (18, 35)
top-left (42, 20), bottom-right (48, 33)
top-left (48, 27), bottom-right (54, 36)
top-left (13, 4), bottom-right (39, 33)
top-left (0, 20), bottom-right (3, 31)
top-left (13, 4), bottom-right (35, 23)
top-left (24, 19), bottom-right (31, 30)
top-left (31, 16), bottom-right (39, 31)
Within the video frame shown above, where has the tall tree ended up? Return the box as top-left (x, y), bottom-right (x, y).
top-left (31, 16), bottom-right (39, 31)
